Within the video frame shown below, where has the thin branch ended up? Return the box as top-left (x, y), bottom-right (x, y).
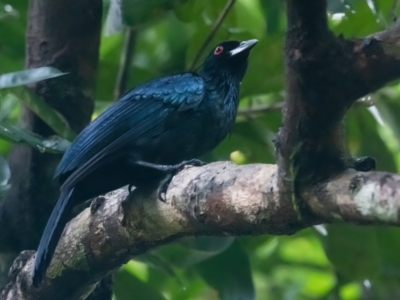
top-left (188, 0), bottom-right (236, 70)
top-left (114, 28), bottom-right (137, 100)
top-left (3, 162), bottom-right (400, 299)
top-left (236, 99), bottom-right (374, 117)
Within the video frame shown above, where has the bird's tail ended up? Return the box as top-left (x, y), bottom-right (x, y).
top-left (32, 187), bottom-right (75, 287)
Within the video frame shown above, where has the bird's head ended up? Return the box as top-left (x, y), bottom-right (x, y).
top-left (200, 39), bottom-right (258, 82)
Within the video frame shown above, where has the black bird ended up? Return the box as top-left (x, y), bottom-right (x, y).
top-left (32, 39), bottom-right (258, 286)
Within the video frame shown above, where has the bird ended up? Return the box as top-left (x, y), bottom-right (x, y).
top-left (31, 39), bottom-right (258, 286)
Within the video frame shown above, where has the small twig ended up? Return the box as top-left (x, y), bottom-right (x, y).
top-left (188, 0), bottom-right (236, 70)
top-left (114, 28), bottom-right (137, 100)
top-left (236, 98), bottom-right (371, 117)
top-left (237, 102), bottom-right (284, 116)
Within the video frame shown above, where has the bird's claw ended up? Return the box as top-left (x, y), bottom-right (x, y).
top-left (156, 159), bottom-right (206, 202)
top-left (157, 173), bottom-right (173, 202)
top-left (176, 159), bottom-right (206, 171)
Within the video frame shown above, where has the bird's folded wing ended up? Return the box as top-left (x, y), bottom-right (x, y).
top-left (56, 73), bottom-right (205, 189)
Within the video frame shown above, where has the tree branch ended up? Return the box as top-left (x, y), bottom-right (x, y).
top-left (277, 0), bottom-right (400, 205)
top-left (2, 162), bottom-right (400, 299)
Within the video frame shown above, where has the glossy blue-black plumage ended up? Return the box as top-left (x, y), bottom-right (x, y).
top-left (55, 73), bottom-right (206, 189)
top-left (32, 39), bottom-right (257, 286)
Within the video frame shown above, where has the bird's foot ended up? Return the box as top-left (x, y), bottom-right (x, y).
top-left (157, 173), bottom-right (173, 202)
top-left (134, 159), bottom-right (207, 201)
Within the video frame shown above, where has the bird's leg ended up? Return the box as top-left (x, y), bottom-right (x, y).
top-left (133, 159), bottom-right (207, 201)
top-left (133, 159), bottom-right (206, 172)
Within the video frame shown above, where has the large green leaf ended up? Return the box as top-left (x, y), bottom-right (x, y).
top-left (324, 224), bottom-right (400, 294)
top-left (0, 67), bottom-right (67, 89)
top-left (0, 121), bottom-right (70, 154)
top-left (113, 267), bottom-right (166, 300)
top-left (332, 0), bottom-right (383, 36)
top-left (374, 227), bottom-right (400, 284)
top-left (324, 224), bottom-right (380, 280)
top-left (15, 90), bottom-right (76, 140)
top-left (195, 241), bottom-right (255, 300)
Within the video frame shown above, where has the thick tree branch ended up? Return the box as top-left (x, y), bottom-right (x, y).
top-left (277, 0), bottom-right (400, 213)
top-left (2, 162), bottom-right (400, 299)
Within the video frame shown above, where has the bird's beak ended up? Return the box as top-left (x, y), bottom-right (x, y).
top-left (229, 39), bottom-right (258, 56)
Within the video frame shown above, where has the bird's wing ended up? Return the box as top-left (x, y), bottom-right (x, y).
top-left (56, 73), bottom-right (205, 190)
top-left (124, 72), bottom-right (205, 111)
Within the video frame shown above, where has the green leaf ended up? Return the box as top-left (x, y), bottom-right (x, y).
top-left (0, 67), bottom-right (67, 89)
top-left (195, 241), bottom-right (255, 300)
top-left (15, 90), bottom-right (76, 140)
top-left (113, 267), bottom-right (166, 300)
top-left (324, 224), bottom-right (380, 280)
top-left (0, 121), bottom-right (70, 154)
top-left (332, 0), bottom-right (383, 37)
top-left (374, 227), bottom-right (400, 284)
top-left (0, 154), bottom-right (10, 198)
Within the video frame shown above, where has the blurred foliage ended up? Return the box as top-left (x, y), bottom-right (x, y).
top-left (2, 0), bottom-right (400, 299)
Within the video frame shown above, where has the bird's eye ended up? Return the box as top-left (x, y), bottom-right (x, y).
top-left (214, 46), bottom-right (224, 56)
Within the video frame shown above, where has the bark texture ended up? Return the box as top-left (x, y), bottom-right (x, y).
top-left (3, 162), bottom-right (400, 299)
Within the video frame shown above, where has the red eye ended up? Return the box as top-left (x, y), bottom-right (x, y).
top-left (214, 46), bottom-right (224, 56)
